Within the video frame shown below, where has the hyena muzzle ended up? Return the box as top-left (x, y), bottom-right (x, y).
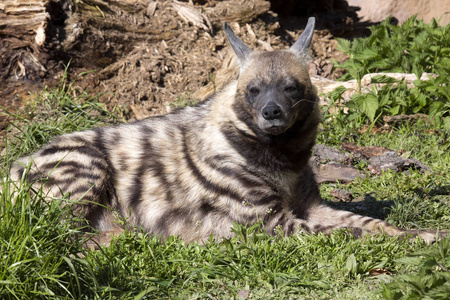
top-left (9, 17), bottom-right (444, 244)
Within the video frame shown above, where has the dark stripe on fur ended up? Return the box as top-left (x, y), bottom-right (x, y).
top-left (362, 218), bottom-right (374, 226)
top-left (241, 165), bottom-right (279, 194)
top-left (71, 185), bottom-right (102, 197)
top-left (203, 159), bottom-right (266, 190)
top-left (67, 172), bottom-right (102, 181)
top-left (48, 172), bottom-right (101, 186)
top-left (128, 125), bottom-right (173, 209)
top-left (40, 145), bottom-right (104, 159)
top-left (199, 201), bottom-right (215, 216)
top-left (40, 161), bottom-right (85, 171)
top-left (181, 129), bottom-right (243, 202)
top-left (128, 126), bottom-right (151, 209)
top-left (14, 166), bottom-right (26, 180)
top-left (156, 207), bottom-right (194, 237)
top-left (27, 171), bottom-right (46, 184)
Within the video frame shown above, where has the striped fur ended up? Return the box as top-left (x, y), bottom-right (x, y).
top-left (10, 18), bottom-right (439, 243)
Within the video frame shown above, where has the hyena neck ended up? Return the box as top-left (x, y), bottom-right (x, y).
top-left (221, 99), bottom-right (319, 173)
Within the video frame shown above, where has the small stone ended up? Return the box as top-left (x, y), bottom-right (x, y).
top-left (330, 188), bottom-right (353, 202)
top-left (310, 160), bottom-right (365, 184)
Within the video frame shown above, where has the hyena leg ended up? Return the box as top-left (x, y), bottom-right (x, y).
top-left (10, 134), bottom-right (122, 233)
top-left (303, 204), bottom-right (440, 243)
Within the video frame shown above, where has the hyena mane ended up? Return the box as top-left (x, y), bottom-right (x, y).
top-left (9, 17), bottom-right (443, 244)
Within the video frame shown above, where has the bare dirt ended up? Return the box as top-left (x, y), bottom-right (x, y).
top-left (0, 0), bottom-right (377, 127)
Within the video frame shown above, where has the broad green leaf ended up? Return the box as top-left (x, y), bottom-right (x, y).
top-left (370, 75), bottom-right (400, 84)
top-left (345, 254), bottom-right (358, 276)
top-left (326, 86), bottom-right (347, 100)
top-left (444, 116), bottom-right (450, 129)
top-left (389, 105), bottom-right (400, 116)
top-left (360, 94), bottom-right (379, 121)
top-left (352, 48), bottom-right (379, 61)
top-left (429, 101), bottom-right (445, 117)
top-left (416, 94), bottom-right (427, 107)
top-left (336, 38), bottom-right (351, 53)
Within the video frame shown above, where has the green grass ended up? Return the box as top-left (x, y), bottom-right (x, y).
top-left (2, 174), bottom-right (448, 299)
top-left (1, 18), bottom-right (450, 298)
top-left (0, 175), bottom-right (438, 300)
top-left (170, 92), bottom-right (198, 109)
top-left (0, 180), bottom-right (96, 299)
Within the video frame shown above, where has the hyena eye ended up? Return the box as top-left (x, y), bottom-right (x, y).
top-left (249, 88), bottom-right (260, 95)
top-left (285, 86), bottom-right (296, 92)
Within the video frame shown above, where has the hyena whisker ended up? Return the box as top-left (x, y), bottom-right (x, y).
top-left (8, 17), bottom-right (446, 245)
top-left (291, 99), bottom-right (317, 108)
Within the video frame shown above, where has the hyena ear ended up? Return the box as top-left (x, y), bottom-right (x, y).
top-left (223, 22), bottom-right (253, 67)
top-left (290, 17), bottom-right (315, 58)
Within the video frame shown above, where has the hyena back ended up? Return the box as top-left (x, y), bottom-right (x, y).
top-left (10, 18), bottom-right (439, 243)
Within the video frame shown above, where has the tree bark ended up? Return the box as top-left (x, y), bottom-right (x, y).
top-left (0, 0), bottom-right (48, 81)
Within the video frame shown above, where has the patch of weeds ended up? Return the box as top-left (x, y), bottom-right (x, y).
top-left (382, 236), bottom-right (450, 300)
top-left (329, 74), bottom-right (450, 128)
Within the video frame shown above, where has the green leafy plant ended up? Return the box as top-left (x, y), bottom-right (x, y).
top-left (327, 15), bottom-right (450, 128)
top-left (382, 236), bottom-right (450, 300)
top-left (337, 15), bottom-right (449, 81)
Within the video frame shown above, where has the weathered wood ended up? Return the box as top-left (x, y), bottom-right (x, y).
top-left (0, 0), bottom-right (48, 81)
top-left (0, 0), bottom-right (48, 41)
top-left (205, 0), bottom-right (270, 25)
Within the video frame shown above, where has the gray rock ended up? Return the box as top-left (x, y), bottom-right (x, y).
top-left (312, 144), bottom-right (350, 163)
top-left (368, 151), bottom-right (430, 175)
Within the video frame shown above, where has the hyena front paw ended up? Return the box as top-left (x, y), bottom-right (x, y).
top-left (405, 230), bottom-right (448, 244)
top-left (272, 219), bottom-right (305, 236)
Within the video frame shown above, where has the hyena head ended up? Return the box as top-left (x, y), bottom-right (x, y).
top-left (224, 17), bottom-right (317, 136)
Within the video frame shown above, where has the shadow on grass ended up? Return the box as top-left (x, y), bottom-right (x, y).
top-left (327, 194), bottom-right (396, 220)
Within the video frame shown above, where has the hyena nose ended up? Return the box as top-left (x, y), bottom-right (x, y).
top-left (262, 103), bottom-right (283, 120)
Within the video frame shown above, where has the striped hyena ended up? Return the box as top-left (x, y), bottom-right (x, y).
top-left (10, 18), bottom-right (441, 243)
